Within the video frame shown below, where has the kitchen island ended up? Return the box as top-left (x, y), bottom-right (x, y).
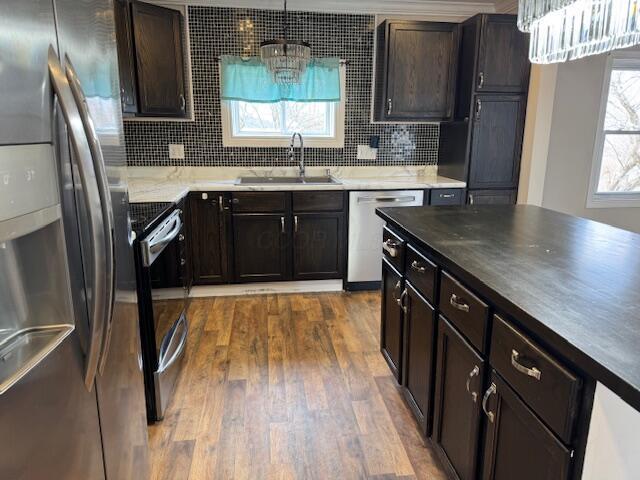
top-left (376, 204), bottom-right (640, 480)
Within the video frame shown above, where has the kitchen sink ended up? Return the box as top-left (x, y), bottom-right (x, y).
top-left (237, 176), bottom-right (341, 185)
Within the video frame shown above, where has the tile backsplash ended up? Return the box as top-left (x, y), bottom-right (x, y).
top-left (124, 6), bottom-right (439, 167)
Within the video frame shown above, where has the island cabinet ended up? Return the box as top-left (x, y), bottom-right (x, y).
top-left (378, 223), bottom-right (585, 480)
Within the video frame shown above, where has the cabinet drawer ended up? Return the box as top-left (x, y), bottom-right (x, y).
top-left (430, 189), bottom-right (463, 206)
top-left (439, 271), bottom-right (489, 353)
top-left (490, 315), bottom-right (581, 444)
top-left (232, 192), bottom-right (287, 213)
top-left (382, 226), bottom-right (405, 273)
top-left (405, 244), bottom-right (437, 304)
top-left (292, 191), bottom-right (343, 212)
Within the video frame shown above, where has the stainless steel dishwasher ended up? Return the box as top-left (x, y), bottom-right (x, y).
top-left (347, 190), bottom-right (424, 290)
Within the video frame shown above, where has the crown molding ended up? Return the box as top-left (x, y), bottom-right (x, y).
top-left (154, 0), bottom-right (496, 18)
top-left (495, 0), bottom-right (518, 13)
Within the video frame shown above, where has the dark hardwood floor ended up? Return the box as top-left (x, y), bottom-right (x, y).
top-left (149, 292), bottom-right (447, 480)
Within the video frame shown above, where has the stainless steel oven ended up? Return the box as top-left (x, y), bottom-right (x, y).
top-left (133, 204), bottom-right (189, 422)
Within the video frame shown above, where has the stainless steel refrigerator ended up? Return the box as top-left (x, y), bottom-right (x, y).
top-left (0, 0), bottom-right (150, 478)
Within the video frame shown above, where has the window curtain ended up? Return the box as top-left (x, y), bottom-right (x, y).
top-left (219, 55), bottom-right (341, 103)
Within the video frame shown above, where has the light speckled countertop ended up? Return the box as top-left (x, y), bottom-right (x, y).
top-left (127, 166), bottom-right (466, 203)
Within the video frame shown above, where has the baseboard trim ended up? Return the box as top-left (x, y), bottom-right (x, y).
top-left (189, 279), bottom-right (344, 297)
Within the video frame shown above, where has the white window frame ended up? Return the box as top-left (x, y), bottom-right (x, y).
top-left (220, 64), bottom-right (346, 148)
top-left (587, 52), bottom-right (640, 208)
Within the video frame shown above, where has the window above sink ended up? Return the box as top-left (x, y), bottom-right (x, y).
top-left (220, 64), bottom-right (346, 148)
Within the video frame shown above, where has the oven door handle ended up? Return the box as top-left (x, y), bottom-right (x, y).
top-left (157, 314), bottom-right (188, 374)
top-left (149, 215), bottom-right (182, 254)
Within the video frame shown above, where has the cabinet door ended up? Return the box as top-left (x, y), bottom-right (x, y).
top-left (381, 260), bottom-right (404, 381)
top-left (433, 317), bottom-right (485, 480)
top-left (131, 2), bottom-right (186, 117)
top-left (402, 283), bottom-right (437, 436)
top-left (481, 372), bottom-right (571, 480)
top-left (189, 193), bottom-right (229, 285)
top-left (113, 0), bottom-right (138, 114)
top-left (469, 95), bottom-right (526, 190)
top-left (477, 15), bottom-right (530, 93)
top-left (292, 212), bottom-right (344, 280)
top-left (468, 189), bottom-right (517, 205)
top-left (383, 22), bottom-right (458, 120)
top-left (233, 214), bottom-right (290, 283)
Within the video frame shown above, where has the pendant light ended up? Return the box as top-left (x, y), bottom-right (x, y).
top-left (518, 0), bottom-right (640, 64)
top-left (260, 0), bottom-right (311, 85)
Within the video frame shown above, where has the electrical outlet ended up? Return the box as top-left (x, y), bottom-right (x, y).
top-left (357, 145), bottom-right (378, 160)
top-left (168, 143), bottom-right (185, 160)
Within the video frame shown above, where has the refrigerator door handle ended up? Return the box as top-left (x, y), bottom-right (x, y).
top-left (64, 57), bottom-right (116, 376)
top-left (48, 46), bottom-right (108, 391)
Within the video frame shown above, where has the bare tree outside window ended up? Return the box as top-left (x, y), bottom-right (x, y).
top-left (597, 69), bottom-right (640, 193)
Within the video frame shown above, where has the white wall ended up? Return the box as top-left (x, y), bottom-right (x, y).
top-left (520, 53), bottom-right (640, 233)
top-left (582, 383), bottom-right (640, 480)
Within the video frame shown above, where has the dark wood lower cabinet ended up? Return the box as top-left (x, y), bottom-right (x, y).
top-left (481, 371), bottom-right (571, 480)
top-left (292, 212), bottom-right (344, 280)
top-left (433, 316), bottom-right (485, 480)
top-left (233, 213), bottom-right (290, 283)
top-left (401, 282), bottom-right (436, 436)
top-left (381, 260), bottom-right (404, 381)
top-left (189, 193), bottom-right (230, 285)
top-left (468, 189), bottom-right (517, 205)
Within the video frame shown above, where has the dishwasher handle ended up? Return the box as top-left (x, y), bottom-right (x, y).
top-left (357, 195), bottom-right (417, 204)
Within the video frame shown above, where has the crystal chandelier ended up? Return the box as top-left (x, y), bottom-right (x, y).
top-left (518, 0), bottom-right (640, 63)
top-left (260, 0), bottom-right (311, 85)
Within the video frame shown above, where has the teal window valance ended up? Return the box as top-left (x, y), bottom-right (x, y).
top-left (219, 55), bottom-right (341, 103)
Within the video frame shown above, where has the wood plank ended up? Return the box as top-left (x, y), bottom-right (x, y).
top-left (148, 292), bottom-right (447, 479)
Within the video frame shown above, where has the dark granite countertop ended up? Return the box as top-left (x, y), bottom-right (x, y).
top-left (377, 204), bottom-right (640, 412)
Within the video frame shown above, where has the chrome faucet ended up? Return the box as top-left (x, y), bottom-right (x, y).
top-left (289, 132), bottom-right (305, 178)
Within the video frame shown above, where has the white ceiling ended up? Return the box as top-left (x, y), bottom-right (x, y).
top-left (158, 0), bottom-right (518, 18)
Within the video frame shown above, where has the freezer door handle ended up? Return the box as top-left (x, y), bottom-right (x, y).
top-left (64, 57), bottom-right (116, 376)
top-left (48, 46), bottom-right (108, 391)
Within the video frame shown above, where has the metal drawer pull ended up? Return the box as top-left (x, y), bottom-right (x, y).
top-left (482, 382), bottom-right (497, 422)
top-left (440, 193), bottom-right (455, 199)
top-left (280, 216), bottom-right (285, 234)
top-left (392, 280), bottom-right (402, 302)
top-left (397, 288), bottom-right (408, 313)
top-left (450, 293), bottom-right (470, 313)
top-left (466, 365), bottom-right (480, 403)
top-left (387, 98), bottom-right (393, 115)
top-left (410, 260), bottom-right (426, 274)
top-left (294, 215), bottom-right (299, 233)
top-left (382, 239), bottom-right (400, 258)
top-left (511, 349), bottom-right (542, 380)
top-left (478, 71), bottom-right (485, 89)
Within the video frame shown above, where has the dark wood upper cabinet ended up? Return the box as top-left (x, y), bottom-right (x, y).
top-left (381, 260), bottom-right (404, 382)
top-left (292, 212), bottom-right (344, 281)
top-left (131, 2), bottom-right (186, 117)
top-left (188, 192), bottom-right (230, 285)
top-left (374, 21), bottom-right (459, 121)
top-left (456, 14), bottom-right (530, 118)
top-left (114, 0), bottom-right (138, 114)
top-left (481, 372), bottom-right (572, 480)
top-left (433, 316), bottom-right (485, 480)
top-left (114, 1), bottom-right (187, 117)
top-left (401, 283), bottom-right (437, 436)
top-left (477, 16), bottom-right (531, 94)
top-left (468, 94), bottom-right (526, 190)
top-left (233, 214), bottom-right (290, 283)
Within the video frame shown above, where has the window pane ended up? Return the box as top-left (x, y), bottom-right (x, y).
top-left (597, 134), bottom-right (640, 193)
top-left (283, 101), bottom-right (331, 136)
top-left (604, 69), bottom-right (640, 131)
top-left (234, 101), bottom-right (282, 135)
